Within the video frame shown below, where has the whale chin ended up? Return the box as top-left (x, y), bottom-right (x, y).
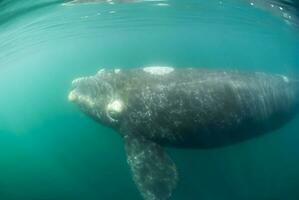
top-left (68, 90), bottom-right (77, 102)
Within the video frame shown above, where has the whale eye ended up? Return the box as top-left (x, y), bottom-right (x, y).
top-left (106, 99), bottom-right (124, 122)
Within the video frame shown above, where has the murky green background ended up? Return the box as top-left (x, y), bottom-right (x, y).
top-left (0, 0), bottom-right (299, 199)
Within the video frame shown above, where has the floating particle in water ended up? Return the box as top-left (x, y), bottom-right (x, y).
top-left (80, 15), bottom-right (89, 19)
top-left (282, 12), bottom-right (290, 19)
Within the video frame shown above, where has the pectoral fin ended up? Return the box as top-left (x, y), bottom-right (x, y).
top-left (124, 134), bottom-right (178, 200)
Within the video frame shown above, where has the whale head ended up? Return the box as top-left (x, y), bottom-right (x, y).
top-left (68, 69), bottom-right (125, 127)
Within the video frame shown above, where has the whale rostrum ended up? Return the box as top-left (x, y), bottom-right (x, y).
top-left (68, 66), bottom-right (299, 200)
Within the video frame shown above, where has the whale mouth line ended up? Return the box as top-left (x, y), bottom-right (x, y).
top-left (68, 89), bottom-right (95, 108)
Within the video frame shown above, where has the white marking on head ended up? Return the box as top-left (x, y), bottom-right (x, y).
top-left (68, 90), bottom-right (77, 102)
top-left (81, 96), bottom-right (95, 107)
top-left (97, 69), bottom-right (105, 75)
top-left (68, 90), bottom-right (95, 107)
top-left (156, 3), bottom-right (169, 6)
top-left (114, 69), bottom-right (121, 74)
top-left (143, 66), bottom-right (174, 75)
top-left (282, 75), bottom-right (290, 83)
top-left (107, 100), bottom-right (123, 113)
top-left (72, 77), bottom-right (85, 85)
top-left (106, 99), bottom-right (124, 122)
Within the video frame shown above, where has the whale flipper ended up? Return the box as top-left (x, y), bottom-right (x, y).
top-left (124, 134), bottom-right (178, 200)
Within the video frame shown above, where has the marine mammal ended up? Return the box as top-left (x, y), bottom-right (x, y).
top-left (68, 66), bottom-right (299, 200)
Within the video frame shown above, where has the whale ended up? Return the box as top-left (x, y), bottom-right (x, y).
top-left (68, 66), bottom-right (299, 200)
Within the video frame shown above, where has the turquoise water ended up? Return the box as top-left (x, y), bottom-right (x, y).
top-left (0, 0), bottom-right (299, 199)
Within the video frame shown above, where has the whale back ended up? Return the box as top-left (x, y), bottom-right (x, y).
top-left (117, 68), bottom-right (299, 148)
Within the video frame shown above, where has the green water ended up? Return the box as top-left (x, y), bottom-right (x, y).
top-left (0, 0), bottom-right (299, 199)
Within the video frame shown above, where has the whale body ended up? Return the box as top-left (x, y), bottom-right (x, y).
top-left (68, 67), bottom-right (299, 200)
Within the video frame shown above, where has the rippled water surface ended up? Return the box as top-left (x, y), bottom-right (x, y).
top-left (0, 0), bottom-right (299, 199)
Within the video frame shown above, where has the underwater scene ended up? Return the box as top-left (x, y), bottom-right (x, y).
top-left (1, 0), bottom-right (299, 199)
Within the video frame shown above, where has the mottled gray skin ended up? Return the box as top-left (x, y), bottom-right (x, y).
top-left (123, 69), bottom-right (298, 148)
top-left (68, 67), bottom-right (299, 200)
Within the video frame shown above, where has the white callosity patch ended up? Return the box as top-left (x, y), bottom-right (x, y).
top-left (71, 77), bottom-right (86, 85)
top-left (68, 90), bottom-right (77, 102)
top-left (107, 99), bottom-right (123, 113)
top-left (282, 75), bottom-right (290, 83)
top-left (143, 66), bottom-right (174, 75)
top-left (114, 69), bottom-right (121, 73)
top-left (68, 90), bottom-right (95, 107)
top-left (97, 69), bottom-right (105, 75)
top-left (276, 74), bottom-right (290, 83)
top-left (106, 99), bottom-right (124, 121)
